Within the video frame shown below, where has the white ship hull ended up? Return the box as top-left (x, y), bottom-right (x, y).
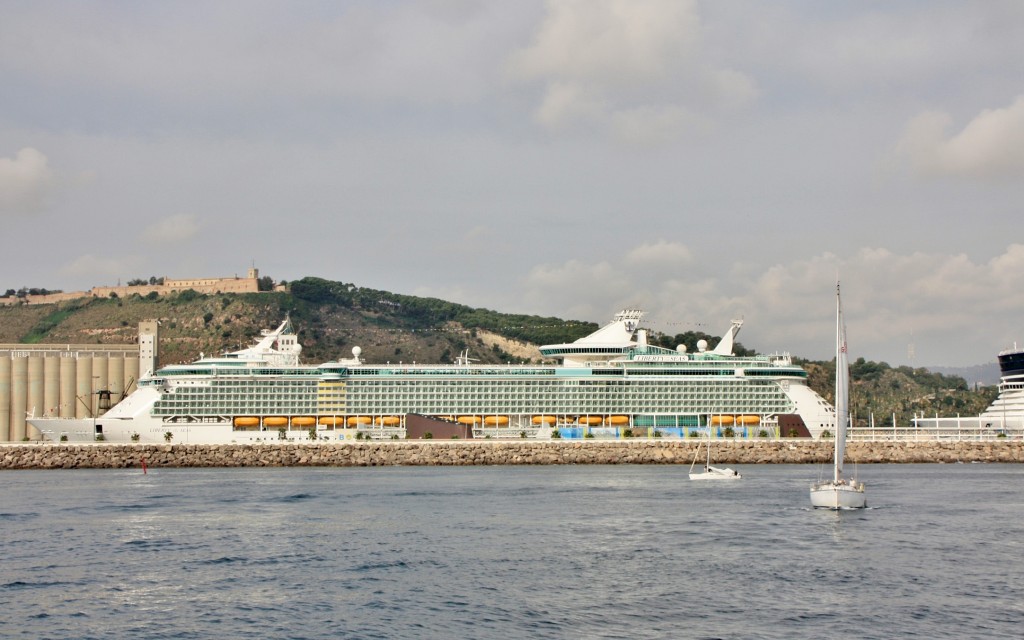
top-left (29, 416), bottom-right (337, 444)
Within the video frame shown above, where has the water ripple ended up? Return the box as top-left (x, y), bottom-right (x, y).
top-left (1, 465), bottom-right (1021, 639)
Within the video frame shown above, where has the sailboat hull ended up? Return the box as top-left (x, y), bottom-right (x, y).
top-left (689, 466), bottom-right (742, 480)
top-left (810, 482), bottom-right (867, 509)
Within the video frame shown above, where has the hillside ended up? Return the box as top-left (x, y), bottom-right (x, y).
top-left (799, 358), bottom-right (997, 430)
top-left (0, 276), bottom-right (997, 426)
top-left (0, 278), bottom-right (596, 367)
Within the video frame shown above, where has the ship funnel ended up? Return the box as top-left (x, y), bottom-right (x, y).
top-left (712, 319), bottom-right (744, 356)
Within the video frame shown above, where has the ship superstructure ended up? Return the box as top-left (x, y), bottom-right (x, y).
top-left (910, 343), bottom-right (1024, 436)
top-left (29, 312), bottom-right (836, 443)
top-left (982, 345), bottom-right (1024, 427)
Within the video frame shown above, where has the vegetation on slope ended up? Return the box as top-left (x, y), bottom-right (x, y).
top-left (800, 358), bottom-right (997, 430)
top-left (0, 279), bottom-right (593, 367)
top-left (288, 277), bottom-right (596, 346)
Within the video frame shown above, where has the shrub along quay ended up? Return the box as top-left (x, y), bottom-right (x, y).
top-left (2, 440), bottom-right (1023, 470)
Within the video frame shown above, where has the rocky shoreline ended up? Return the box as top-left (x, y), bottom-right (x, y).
top-left (2, 440), bottom-right (1023, 469)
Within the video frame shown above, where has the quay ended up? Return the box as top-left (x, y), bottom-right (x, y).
top-left (2, 440), bottom-right (1023, 470)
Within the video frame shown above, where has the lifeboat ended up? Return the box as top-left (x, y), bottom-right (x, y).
top-left (318, 416), bottom-right (344, 427)
top-left (263, 416), bottom-right (288, 427)
top-left (375, 416), bottom-right (402, 426)
top-left (577, 416), bottom-right (603, 426)
top-left (233, 416), bottom-right (259, 428)
top-left (737, 415), bottom-right (761, 425)
top-left (605, 415), bottom-right (629, 426)
top-left (291, 416), bottom-right (316, 427)
top-left (532, 415), bottom-right (557, 425)
top-left (347, 416), bottom-right (372, 427)
top-left (457, 416), bottom-right (482, 425)
top-left (483, 416), bottom-right (509, 426)
top-left (710, 415), bottom-right (735, 426)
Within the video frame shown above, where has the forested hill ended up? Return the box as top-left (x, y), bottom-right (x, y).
top-left (0, 276), bottom-right (598, 367)
top-left (287, 277), bottom-right (597, 349)
top-left (0, 275), bottom-right (996, 426)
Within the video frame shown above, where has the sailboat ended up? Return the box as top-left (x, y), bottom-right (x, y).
top-left (689, 427), bottom-right (742, 480)
top-left (810, 282), bottom-right (866, 509)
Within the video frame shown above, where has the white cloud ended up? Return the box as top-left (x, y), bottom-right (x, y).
top-left (989, 243), bottom-right (1024, 285)
top-left (59, 254), bottom-right (141, 283)
top-left (515, 243), bottom-right (1024, 366)
top-left (462, 225), bottom-right (493, 244)
top-left (1, 2), bottom-right (1022, 372)
top-left (0, 147), bottom-right (55, 215)
top-left (140, 213), bottom-right (202, 244)
top-left (525, 258), bottom-right (620, 291)
top-left (730, 246), bottom-right (1024, 362)
top-left (623, 240), bottom-right (693, 268)
top-left (609, 105), bottom-right (698, 146)
top-left (522, 258), bottom-right (634, 320)
top-left (507, 0), bottom-right (755, 142)
top-left (0, 2), bottom-right (514, 115)
top-left (892, 96), bottom-right (1024, 179)
top-left (705, 68), bottom-right (758, 109)
top-left (533, 81), bottom-right (608, 130)
top-left (508, 0), bottom-right (698, 84)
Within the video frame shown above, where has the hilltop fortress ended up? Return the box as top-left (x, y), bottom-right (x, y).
top-left (2, 268), bottom-right (275, 305)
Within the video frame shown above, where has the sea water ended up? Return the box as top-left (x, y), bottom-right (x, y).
top-left (2, 464), bottom-right (1023, 639)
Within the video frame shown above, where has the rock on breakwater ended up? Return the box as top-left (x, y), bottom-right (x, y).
top-left (2, 440), bottom-right (1023, 469)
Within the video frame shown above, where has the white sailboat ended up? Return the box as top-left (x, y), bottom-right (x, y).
top-left (810, 282), bottom-right (867, 509)
top-left (689, 427), bottom-right (742, 480)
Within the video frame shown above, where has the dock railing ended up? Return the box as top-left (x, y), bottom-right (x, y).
top-left (848, 419), bottom-right (1024, 442)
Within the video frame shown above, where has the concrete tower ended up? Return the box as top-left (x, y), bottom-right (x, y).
top-left (139, 320), bottom-right (159, 377)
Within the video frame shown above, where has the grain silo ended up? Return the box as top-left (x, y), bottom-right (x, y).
top-left (0, 320), bottom-right (156, 442)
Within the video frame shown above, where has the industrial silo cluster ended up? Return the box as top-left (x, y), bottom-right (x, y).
top-left (0, 321), bottom-right (157, 441)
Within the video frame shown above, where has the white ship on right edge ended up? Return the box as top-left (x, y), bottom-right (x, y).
top-left (913, 343), bottom-right (1024, 434)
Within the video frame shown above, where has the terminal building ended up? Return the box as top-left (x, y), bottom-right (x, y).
top-left (0, 321), bottom-right (158, 441)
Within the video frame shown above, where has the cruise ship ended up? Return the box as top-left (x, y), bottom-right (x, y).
top-left (29, 310), bottom-right (837, 444)
top-left (911, 343), bottom-right (1024, 435)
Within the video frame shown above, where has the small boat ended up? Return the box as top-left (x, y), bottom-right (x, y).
top-left (689, 429), bottom-right (741, 480)
top-left (810, 282), bottom-right (867, 509)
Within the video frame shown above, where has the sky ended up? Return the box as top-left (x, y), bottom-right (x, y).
top-left (2, 0), bottom-right (1023, 367)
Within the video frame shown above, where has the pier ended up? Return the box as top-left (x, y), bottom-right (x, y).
top-left (2, 439), bottom-right (1022, 469)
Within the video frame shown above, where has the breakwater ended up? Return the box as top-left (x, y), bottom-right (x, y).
top-left (3, 440), bottom-right (1023, 469)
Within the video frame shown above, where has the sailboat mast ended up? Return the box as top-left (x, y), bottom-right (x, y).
top-left (834, 282), bottom-right (848, 484)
